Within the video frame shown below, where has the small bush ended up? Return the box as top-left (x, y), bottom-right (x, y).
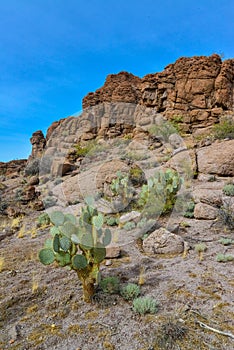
top-left (218, 238), bottom-right (233, 246)
top-left (216, 253), bottom-right (234, 262)
top-left (213, 118), bottom-right (234, 139)
top-left (43, 196), bottom-right (57, 208)
top-left (194, 243), bottom-right (207, 253)
top-left (133, 297), bottom-right (158, 315)
top-left (183, 200), bottom-right (195, 218)
top-left (219, 202), bottom-right (234, 229)
top-left (105, 215), bottom-right (119, 226)
top-left (0, 202), bottom-right (8, 213)
top-left (37, 213), bottom-right (51, 227)
top-left (223, 183), bottom-right (234, 196)
top-left (123, 221), bottom-right (136, 231)
top-left (100, 277), bottom-right (120, 294)
top-left (120, 283), bottom-right (140, 301)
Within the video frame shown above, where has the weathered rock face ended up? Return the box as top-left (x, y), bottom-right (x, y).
top-left (82, 54), bottom-right (234, 133)
top-left (83, 72), bottom-right (141, 109)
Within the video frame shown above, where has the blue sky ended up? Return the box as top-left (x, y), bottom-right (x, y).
top-left (0, 0), bottom-right (233, 162)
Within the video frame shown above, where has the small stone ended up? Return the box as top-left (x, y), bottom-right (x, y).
top-left (105, 259), bottom-right (112, 266)
top-left (105, 246), bottom-right (121, 258)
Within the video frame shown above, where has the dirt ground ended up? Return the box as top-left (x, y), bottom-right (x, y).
top-left (0, 211), bottom-right (233, 350)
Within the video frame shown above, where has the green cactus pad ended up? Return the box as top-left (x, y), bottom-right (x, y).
top-left (103, 228), bottom-right (112, 246)
top-left (53, 234), bottom-right (60, 253)
top-left (71, 233), bottom-right (81, 244)
top-left (84, 195), bottom-right (94, 207)
top-left (44, 238), bottom-right (53, 249)
top-left (91, 245), bottom-right (106, 263)
top-left (64, 213), bottom-right (77, 225)
top-left (59, 236), bottom-right (72, 252)
top-left (72, 254), bottom-right (88, 269)
top-left (92, 213), bottom-right (104, 230)
top-left (80, 233), bottom-right (94, 248)
top-left (49, 211), bottom-right (65, 226)
top-left (39, 248), bottom-right (55, 265)
top-left (55, 252), bottom-right (71, 266)
top-left (60, 221), bottom-right (77, 238)
top-left (50, 226), bottom-right (60, 237)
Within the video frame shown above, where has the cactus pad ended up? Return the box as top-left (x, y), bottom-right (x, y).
top-left (72, 254), bottom-right (88, 269)
top-left (39, 248), bottom-right (55, 265)
top-left (49, 211), bottom-right (65, 226)
top-left (53, 234), bottom-right (60, 252)
top-left (59, 236), bottom-right (72, 252)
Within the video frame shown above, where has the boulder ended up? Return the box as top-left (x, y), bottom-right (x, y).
top-left (194, 202), bottom-right (218, 220)
top-left (197, 140), bottom-right (234, 176)
top-left (143, 227), bottom-right (184, 255)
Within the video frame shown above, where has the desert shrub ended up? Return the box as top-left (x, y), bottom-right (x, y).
top-left (39, 199), bottom-right (112, 302)
top-left (218, 201), bottom-right (234, 229)
top-left (216, 253), bottom-right (234, 262)
top-left (223, 183), bottom-right (234, 196)
top-left (43, 196), bottom-right (57, 208)
top-left (24, 159), bottom-right (40, 176)
top-left (120, 283), bottom-right (140, 301)
top-left (194, 243), bottom-right (207, 253)
top-left (14, 188), bottom-right (24, 201)
top-left (105, 215), bottom-right (119, 226)
top-left (218, 238), bottom-right (233, 246)
top-left (0, 201), bottom-right (8, 213)
top-left (123, 221), bottom-right (136, 231)
top-left (148, 120), bottom-right (178, 142)
top-left (133, 297), bottom-right (158, 315)
top-left (183, 200), bottom-right (195, 218)
top-left (74, 140), bottom-right (106, 158)
top-left (213, 118), bottom-right (234, 139)
top-left (100, 277), bottom-right (120, 294)
top-left (37, 213), bottom-right (51, 227)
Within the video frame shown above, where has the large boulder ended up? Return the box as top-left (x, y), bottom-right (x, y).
top-left (143, 228), bottom-right (184, 255)
top-left (197, 140), bottom-right (234, 176)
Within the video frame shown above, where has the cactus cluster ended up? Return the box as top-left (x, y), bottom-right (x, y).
top-left (138, 168), bottom-right (183, 218)
top-left (110, 171), bottom-right (134, 208)
top-left (38, 199), bottom-right (111, 302)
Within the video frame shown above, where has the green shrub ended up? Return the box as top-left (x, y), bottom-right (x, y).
top-left (223, 183), bottom-right (234, 196)
top-left (216, 253), bottom-right (234, 262)
top-left (120, 283), bottom-right (140, 301)
top-left (105, 215), bottom-right (119, 226)
top-left (43, 196), bottom-right (57, 208)
top-left (218, 202), bottom-right (234, 229)
top-left (123, 221), bottom-right (136, 231)
top-left (218, 238), bottom-right (233, 246)
top-left (37, 213), bottom-right (51, 227)
top-left (183, 200), bottom-right (195, 218)
top-left (39, 199), bottom-right (112, 302)
top-left (99, 276), bottom-right (120, 294)
top-left (213, 118), bottom-right (234, 139)
top-left (133, 297), bottom-right (158, 315)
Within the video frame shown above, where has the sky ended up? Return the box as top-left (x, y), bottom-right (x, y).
top-left (0, 0), bottom-right (233, 162)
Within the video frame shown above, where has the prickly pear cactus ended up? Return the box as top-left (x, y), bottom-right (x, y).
top-left (38, 200), bottom-right (111, 302)
top-left (138, 168), bottom-right (183, 217)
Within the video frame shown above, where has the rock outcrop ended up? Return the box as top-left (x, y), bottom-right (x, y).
top-left (83, 54), bottom-right (234, 133)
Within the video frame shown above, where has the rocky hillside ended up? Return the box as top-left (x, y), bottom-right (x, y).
top-left (0, 54), bottom-right (234, 350)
